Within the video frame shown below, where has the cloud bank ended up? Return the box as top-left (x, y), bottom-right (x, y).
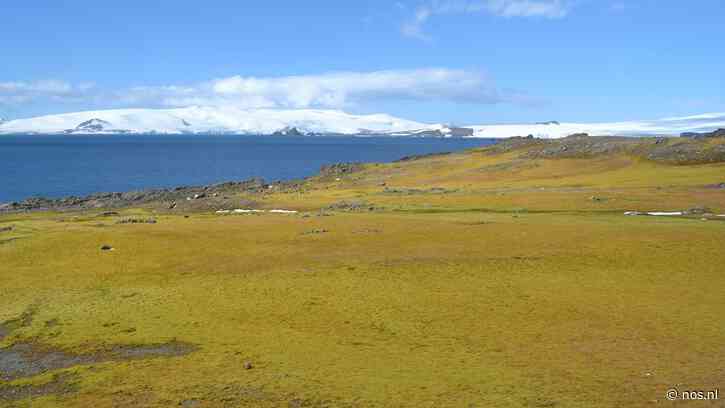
top-left (0, 80), bottom-right (97, 104)
top-left (401, 0), bottom-right (571, 40)
top-left (1, 69), bottom-right (539, 112)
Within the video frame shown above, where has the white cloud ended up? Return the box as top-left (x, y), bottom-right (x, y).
top-left (401, 0), bottom-right (571, 40)
top-left (115, 69), bottom-right (527, 109)
top-left (1, 69), bottom-right (539, 110)
top-left (402, 7), bottom-right (434, 41)
top-left (0, 80), bottom-right (92, 105)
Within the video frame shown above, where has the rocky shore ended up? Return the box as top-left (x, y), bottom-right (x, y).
top-left (0, 178), bottom-right (274, 213)
top-left (0, 161), bottom-right (372, 213)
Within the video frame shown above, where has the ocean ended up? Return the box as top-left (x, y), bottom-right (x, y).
top-left (0, 134), bottom-right (496, 203)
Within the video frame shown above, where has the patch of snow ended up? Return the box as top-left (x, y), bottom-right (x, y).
top-left (216, 208), bottom-right (296, 215)
top-left (466, 112), bottom-right (725, 139)
top-left (624, 211), bottom-right (684, 217)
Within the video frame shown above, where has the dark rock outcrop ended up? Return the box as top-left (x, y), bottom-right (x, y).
top-left (396, 151), bottom-right (452, 162)
top-left (73, 119), bottom-right (111, 132)
top-left (0, 178), bottom-right (266, 213)
top-left (447, 127), bottom-right (475, 137)
top-left (272, 127), bottom-right (304, 137)
top-left (319, 162), bottom-right (362, 177)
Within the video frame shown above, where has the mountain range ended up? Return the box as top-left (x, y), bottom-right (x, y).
top-left (1, 106), bottom-right (724, 138)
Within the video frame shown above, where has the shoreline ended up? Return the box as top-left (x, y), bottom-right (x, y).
top-left (0, 162), bottom-right (364, 213)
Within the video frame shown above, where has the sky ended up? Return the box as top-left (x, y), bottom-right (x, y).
top-left (1, 0), bottom-right (724, 124)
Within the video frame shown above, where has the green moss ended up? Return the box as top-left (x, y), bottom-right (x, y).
top-left (1, 148), bottom-right (724, 407)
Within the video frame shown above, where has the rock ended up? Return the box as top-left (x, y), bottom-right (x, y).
top-left (71, 118), bottom-right (112, 133)
top-left (302, 229), bottom-right (328, 235)
top-left (116, 218), bottom-right (157, 224)
top-left (168, 202), bottom-right (177, 209)
top-left (0, 226), bottom-right (13, 233)
top-left (121, 191), bottom-right (147, 201)
top-left (100, 245), bottom-right (113, 251)
top-left (395, 152), bottom-right (452, 162)
top-left (326, 200), bottom-right (378, 212)
top-left (405, 129), bottom-right (447, 137)
top-left (685, 206), bottom-right (710, 215)
top-left (272, 127), bottom-right (304, 137)
top-left (319, 162), bottom-right (362, 177)
top-left (243, 361), bottom-right (253, 370)
top-left (192, 193), bottom-right (206, 200)
top-left (447, 127), bottom-right (475, 137)
top-left (0, 177), bottom-right (269, 213)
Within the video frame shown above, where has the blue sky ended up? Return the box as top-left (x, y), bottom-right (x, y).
top-left (1, 0), bottom-right (723, 124)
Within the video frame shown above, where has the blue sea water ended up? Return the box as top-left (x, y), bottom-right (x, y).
top-left (0, 134), bottom-right (496, 203)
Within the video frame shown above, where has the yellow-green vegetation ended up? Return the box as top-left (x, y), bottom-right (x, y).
top-left (2, 138), bottom-right (725, 407)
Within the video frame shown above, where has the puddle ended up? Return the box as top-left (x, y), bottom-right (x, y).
top-left (0, 372), bottom-right (78, 402)
top-left (0, 341), bottom-right (197, 381)
top-left (1, 309), bottom-right (197, 386)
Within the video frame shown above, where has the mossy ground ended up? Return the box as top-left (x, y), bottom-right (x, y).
top-left (1, 144), bottom-right (724, 407)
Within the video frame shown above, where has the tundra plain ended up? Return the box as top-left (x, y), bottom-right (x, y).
top-left (1, 135), bottom-right (725, 407)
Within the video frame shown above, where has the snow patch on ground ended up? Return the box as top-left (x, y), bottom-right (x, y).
top-left (625, 211), bottom-right (684, 216)
top-left (216, 209), bottom-right (298, 215)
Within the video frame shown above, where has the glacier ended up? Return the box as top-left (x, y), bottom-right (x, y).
top-left (0, 106), bottom-right (724, 138)
top-left (0, 107), bottom-right (437, 136)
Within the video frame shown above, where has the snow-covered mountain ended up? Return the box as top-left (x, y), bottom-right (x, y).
top-left (467, 112), bottom-right (725, 138)
top-left (1, 106), bottom-right (724, 138)
top-left (0, 106), bottom-right (438, 136)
